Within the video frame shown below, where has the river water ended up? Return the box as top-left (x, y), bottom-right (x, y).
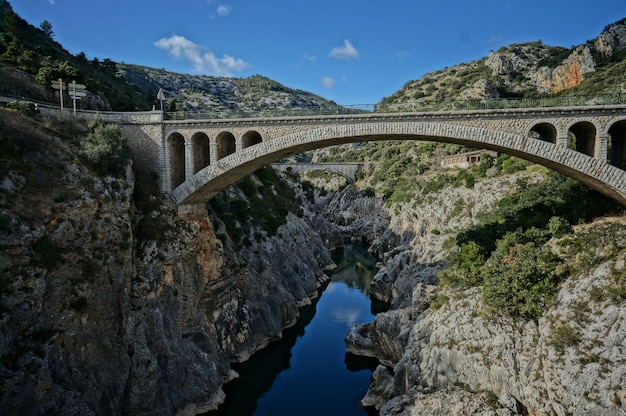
top-left (208, 243), bottom-right (382, 415)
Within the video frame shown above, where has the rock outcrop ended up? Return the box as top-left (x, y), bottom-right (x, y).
top-left (380, 256), bottom-right (626, 416)
top-left (382, 18), bottom-right (626, 105)
top-left (0, 110), bottom-right (337, 415)
top-left (330, 171), bottom-right (626, 415)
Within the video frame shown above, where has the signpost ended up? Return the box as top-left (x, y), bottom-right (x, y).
top-left (68, 80), bottom-right (87, 115)
top-left (51, 79), bottom-right (87, 115)
top-left (50, 78), bottom-right (66, 111)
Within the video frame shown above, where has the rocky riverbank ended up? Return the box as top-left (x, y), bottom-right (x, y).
top-left (326, 172), bottom-right (626, 415)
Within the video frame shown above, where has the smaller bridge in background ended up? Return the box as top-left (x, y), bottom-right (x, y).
top-left (271, 163), bottom-right (363, 183)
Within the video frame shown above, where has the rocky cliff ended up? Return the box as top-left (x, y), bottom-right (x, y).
top-left (327, 168), bottom-right (626, 415)
top-left (382, 18), bottom-right (626, 105)
top-left (0, 109), bottom-right (337, 415)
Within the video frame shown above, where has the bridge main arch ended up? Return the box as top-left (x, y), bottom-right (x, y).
top-left (169, 120), bottom-right (626, 206)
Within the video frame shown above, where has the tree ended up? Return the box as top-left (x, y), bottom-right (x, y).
top-left (40, 20), bottom-right (54, 39)
top-left (79, 124), bottom-right (131, 177)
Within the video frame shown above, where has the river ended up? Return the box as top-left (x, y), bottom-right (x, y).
top-left (207, 243), bottom-right (383, 415)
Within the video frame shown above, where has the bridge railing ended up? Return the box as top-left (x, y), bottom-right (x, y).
top-left (164, 104), bottom-right (373, 120)
top-left (379, 94), bottom-right (626, 112)
top-left (163, 94), bottom-right (626, 120)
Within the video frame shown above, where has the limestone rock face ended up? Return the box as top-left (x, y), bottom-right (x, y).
top-left (345, 308), bottom-right (412, 367)
top-left (1, 164), bottom-right (137, 415)
top-left (324, 173), bottom-right (534, 309)
top-left (0, 120), bottom-right (336, 415)
top-left (535, 45), bottom-right (596, 93)
top-left (593, 19), bottom-right (626, 58)
top-left (331, 173), bottom-right (626, 415)
top-left (384, 259), bottom-right (626, 416)
top-left (459, 79), bottom-right (501, 100)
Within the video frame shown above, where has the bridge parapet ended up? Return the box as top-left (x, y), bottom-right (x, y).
top-left (35, 102), bottom-right (623, 207)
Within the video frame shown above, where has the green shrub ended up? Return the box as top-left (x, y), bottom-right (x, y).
top-left (548, 216), bottom-right (572, 238)
top-left (209, 167), bottom-right (302, 244)
top-left (6, 100), bottom-right (37, 116)
top-left (439, 241), bottom-right (485, 287)
top-left (481, 241), bottom-right (563, 319)
top-left (79, 123), bottom-right (130, 177)
top-left (429, 292), bottom-right (449, 310)
top-left (500, 155), bottom-right (530, 174)
top-left (549, 323), bottom-right (582, 354)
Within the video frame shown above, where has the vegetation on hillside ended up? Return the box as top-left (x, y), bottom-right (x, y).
top-left (316, 140), bottom-right (532, 206)
top-left (79, 122), bottom-right (131, 177)
top-left (0, 0), bottom-right (152, 110)
top-left (438, 173), bottom-right (622, 319)
top-left (380, 18), bottom-right (626, 108)
top-left (208, 167), bottom-right (304, 246)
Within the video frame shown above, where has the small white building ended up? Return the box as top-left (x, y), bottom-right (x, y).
top-left (439, 150), bottom-right (497, 169)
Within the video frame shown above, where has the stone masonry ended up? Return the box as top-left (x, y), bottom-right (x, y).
top-left (63, 105), bottom-right (626, 207)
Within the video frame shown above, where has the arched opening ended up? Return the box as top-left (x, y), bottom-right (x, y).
top-left (242, 130), bottom-right (263, 149)
top-left (168, 133), bottom-right (185, 189)
top-left (568, 121), bottom-right (596, 157)
top-left (192, 132), bottom-right (210, 174)
top-left (217, 131), bottom-right (236, 160)
top-left (528, 122), bottom-right (557, 144)
top-left (608, 120), bottom-right (626, 169)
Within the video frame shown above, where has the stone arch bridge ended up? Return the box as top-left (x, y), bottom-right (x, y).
top-left (115, 105), bottom-right (626, 207)
top-left (271, 163), bottom-right (363, 183)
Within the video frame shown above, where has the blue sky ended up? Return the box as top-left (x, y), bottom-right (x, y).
top-left (9, 0), bottom-right (625, 104)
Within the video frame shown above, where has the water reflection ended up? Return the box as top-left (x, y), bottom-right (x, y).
top-left (206, 243), bottom-right (381, 416)
top-left (208, 302), bottom-right (319, 416)
top-left (330, 244), bottom-right (378, 292)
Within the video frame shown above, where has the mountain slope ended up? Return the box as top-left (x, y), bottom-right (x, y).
top-left (118, 64), bottom-right (343, 117)
top-left (381, 18), bottom-right (626, 107)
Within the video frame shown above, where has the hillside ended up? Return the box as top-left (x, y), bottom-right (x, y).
top-left (0, 0), bottom-right (343, 116)
top-left (118, 64), bottom-right (343, 118)
top-left (380, 18), bottom-right (626, 107)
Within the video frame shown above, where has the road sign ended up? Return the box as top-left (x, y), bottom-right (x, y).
top-left (157, 88), bottom-right (165, 111)
top-left (51, 78), bottom-right (66, 110)
top-left (69, 91), bottom-right (87, 97)
top-left (70, 82), bottom-right (86, 90)
top-left (51, 80), bottom-right (66, 90)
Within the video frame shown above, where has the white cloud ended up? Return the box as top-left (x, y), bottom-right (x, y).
top-left (154, 35), bottom-right (248, 76)
top-left (488, 33), bottom-right (507, 44)
top-left (329, 40), bottom-right (359, 60)
top-left (321, 76), bottom-right (335, 89)
top-left (396, 50), bottom-right (410, 62)
top-left (332, 307), bottom-right (362, 327)
top-left (217, 4), bottom-right (233, 17)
